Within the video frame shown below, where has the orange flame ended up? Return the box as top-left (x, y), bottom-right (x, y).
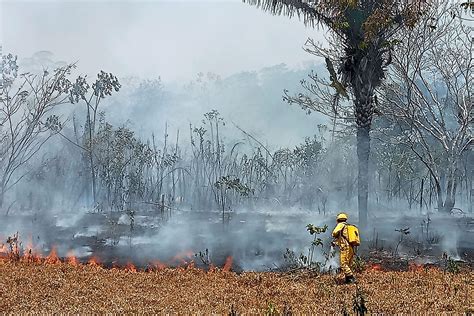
top-left (45, 247), bottom-right (61, 264)
top-left (409, 262), bottom-right (425, 272)
top-left (88, 256), bottom-right (101, 267)
top-left (223, 256), bottom-right (233, 272)
top-left (0, 242), bottom-right (7, 258)
top-left (170, 250), bottom-right (194, 266)
top-left (151, 260), bottom-right (167, 270)
top-left (69, 256), bottom-right (80, 266)
top-left (0, 242), bottom-right (243, 275)
top-left (21, 235), bottom-right (41, 263)
top-left (125, 262), bottom-right (137, 273)
top-left (208, 263), bottom-right (216, 273)
top-left (66, 251), bottom-right (80, 266)
top-left (23, 248), bottom-right (41, 263)
top-left (25, 236), bottom-right (33, 252)
top-left (367, 263), bottom-right (382, 272)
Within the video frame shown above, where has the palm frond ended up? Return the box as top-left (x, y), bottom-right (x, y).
top-left (242, 0), bottom-right (333, 27)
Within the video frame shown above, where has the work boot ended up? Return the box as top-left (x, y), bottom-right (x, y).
top-left (345, 275), bottom-right (356, 284)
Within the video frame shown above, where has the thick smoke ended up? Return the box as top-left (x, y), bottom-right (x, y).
top-left (0, 60), bottom-right (472, 270)
top-left (1, 0), bottom-right (472, 271)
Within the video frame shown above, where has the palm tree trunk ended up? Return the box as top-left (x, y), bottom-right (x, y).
top-left (357, 125), bottom-right (370, 229)
top-left (354, 78), bottom-right (374, 230)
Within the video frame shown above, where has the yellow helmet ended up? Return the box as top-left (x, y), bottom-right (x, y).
top-left (336, 213), bottom-right (348, 222)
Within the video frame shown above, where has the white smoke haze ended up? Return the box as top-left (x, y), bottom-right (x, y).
top-left (0, 0), bottom-right (472, 272)
top-left (1, 0), bottom-right (325, 81)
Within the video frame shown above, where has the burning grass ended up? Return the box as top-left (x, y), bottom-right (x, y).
top-left (0, 259), bottom-right (472, 314)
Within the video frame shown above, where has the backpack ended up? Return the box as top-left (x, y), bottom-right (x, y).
top-left (345, 224), bottom-right (361, 247)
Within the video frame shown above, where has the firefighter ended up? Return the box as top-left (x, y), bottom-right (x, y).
top-left (332, 212), bottom-right (356, 284)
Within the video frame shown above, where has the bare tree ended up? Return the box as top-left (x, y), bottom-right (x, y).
top-left (68, 71), bottom-right (121, 204)
top-left (244, 0), bottom-right (428, 228)
top-left (0, 53), bottom-right (74, 209)
top-left (381, 2), bottom-right (473, 213)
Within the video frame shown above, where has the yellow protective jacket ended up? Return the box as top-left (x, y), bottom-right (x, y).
top-left (332, 222), bottom-right (355, 277)
top-left (332, 222), bottom-right (350, 249)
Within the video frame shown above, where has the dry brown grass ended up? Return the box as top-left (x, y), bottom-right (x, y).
top-left (0, 260), bottom-right (472, 314)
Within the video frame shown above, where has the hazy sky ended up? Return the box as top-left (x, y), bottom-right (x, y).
top-left (2, 0), bottom-right (327, 82)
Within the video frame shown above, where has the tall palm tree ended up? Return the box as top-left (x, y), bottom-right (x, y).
top-left (244, 0), bottom-right (428, 228)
